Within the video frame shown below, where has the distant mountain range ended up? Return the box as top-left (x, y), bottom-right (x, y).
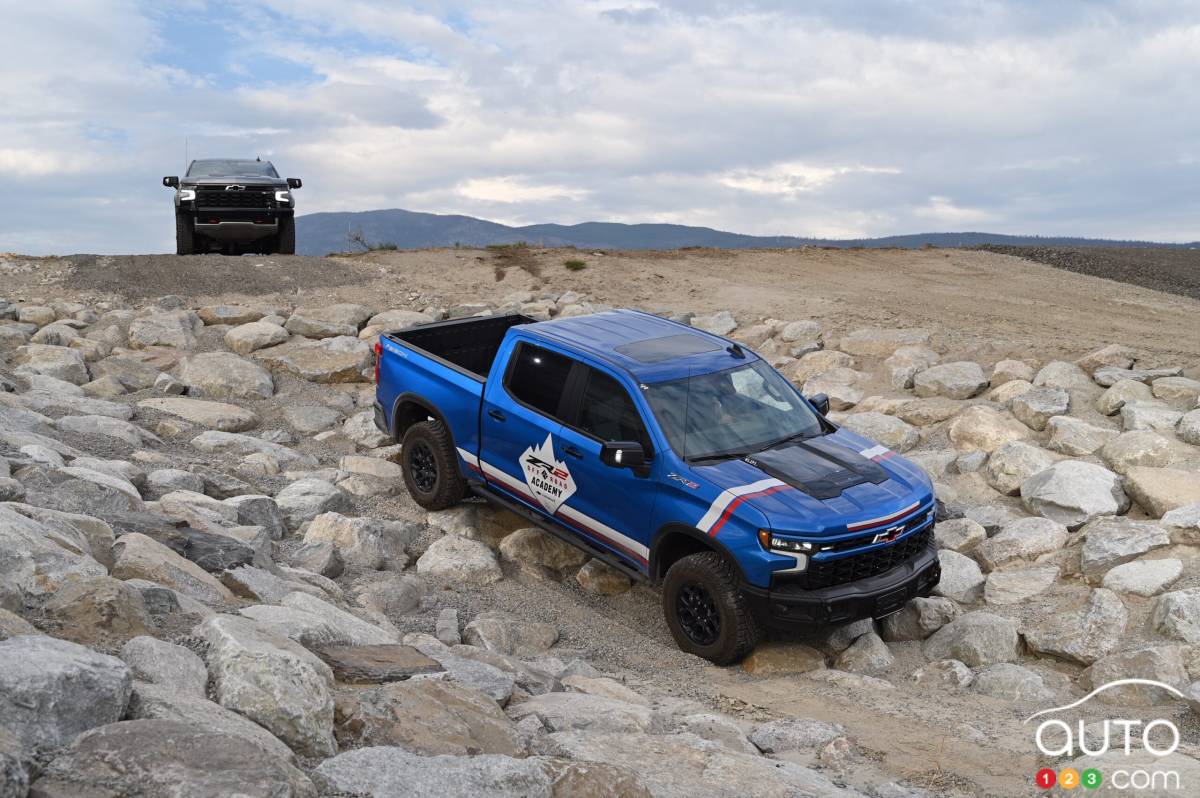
top-left (295, 208), bottom-right (1197, 256)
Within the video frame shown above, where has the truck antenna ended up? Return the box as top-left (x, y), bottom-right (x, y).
top-left (184, 136), bottom-right (188, 171)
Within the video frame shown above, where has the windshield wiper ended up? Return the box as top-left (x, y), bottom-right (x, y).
top-left (686, 450), bottom-right (754, 464)
top-left (766, 430), bottom-right (819, 450)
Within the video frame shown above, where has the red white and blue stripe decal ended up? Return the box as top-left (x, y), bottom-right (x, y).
top-left (457, 447), bottom-right (650, 565)
top-left (694, 443), bottom-right (901, 538)
top-left (845, 500), bottom-right (920, 532)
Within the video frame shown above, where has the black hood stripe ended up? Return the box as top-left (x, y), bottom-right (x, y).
top-left (742, 439), bottom-right (889, 500)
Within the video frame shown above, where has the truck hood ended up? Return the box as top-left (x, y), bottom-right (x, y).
top-left (183, 177), bottom-right (288, 187)
top-left (689, 427), bottom-right (934, 536)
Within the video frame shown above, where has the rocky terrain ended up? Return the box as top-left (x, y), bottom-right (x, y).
top-left (0, 246), bottom-right (1199, 797)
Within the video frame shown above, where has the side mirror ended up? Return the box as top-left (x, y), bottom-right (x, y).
top-left (600, 441), bottom-right (645, 469)
top-left (287, 178), bottom-right (302, 189)
top-left (808, 393), bottom-right (830, 415)
top-left (163, 176), bottom-right (179, 188)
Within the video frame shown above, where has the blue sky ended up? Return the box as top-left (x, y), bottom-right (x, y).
top-left (3, 0), bottom-right (1200, 254)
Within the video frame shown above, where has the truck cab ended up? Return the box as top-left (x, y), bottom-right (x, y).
top-left (375, 309), bottom-right (940, 663)
top-left (162, 159), bottom-right (301, 256)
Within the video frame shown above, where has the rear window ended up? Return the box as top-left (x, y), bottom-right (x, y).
top-left (506, 343), bottom-right (573, 419)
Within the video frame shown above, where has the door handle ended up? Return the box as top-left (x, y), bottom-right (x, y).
top-left (563, 445), bottom-right (584, 459)
top-left (487, 409), bottom-right (506, 422)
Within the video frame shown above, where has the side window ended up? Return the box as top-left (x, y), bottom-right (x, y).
top-left (506, 343), bottom-right (574, 420)
top-left (578, 367), bottom-right (648, 444)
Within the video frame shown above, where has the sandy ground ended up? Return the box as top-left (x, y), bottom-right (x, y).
top-left (6, 246), bottom-right (1200, 796)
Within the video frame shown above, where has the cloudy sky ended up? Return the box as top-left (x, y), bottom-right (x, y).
top-left (3, 0), bottom-right (1200, 254)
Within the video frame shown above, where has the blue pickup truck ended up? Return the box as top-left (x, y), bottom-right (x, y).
top-left (373, 309), bottom-right (940, 663)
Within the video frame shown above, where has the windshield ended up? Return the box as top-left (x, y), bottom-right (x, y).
top-left (186, 160), bottom-right (279, 178)
top-left (643, 360), bottom-right (823, 461)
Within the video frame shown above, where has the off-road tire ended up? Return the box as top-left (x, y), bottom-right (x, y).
top-left (175, 213), bottom-right (195, 255)
top-left (663, 551), bottom-right (760, 664)
top-left (401, 419), bottom-right (467, 510)
top-left (276, 215), bottom-right (296, 255)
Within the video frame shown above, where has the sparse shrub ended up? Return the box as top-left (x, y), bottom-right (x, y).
top-left (564, 259), bottom-right (586, 271)
top-left (372, 242), bottom-right (398, 251)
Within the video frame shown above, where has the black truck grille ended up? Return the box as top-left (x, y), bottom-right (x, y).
top-left (788, 528), bottom-right (932, 590)
top-left (195, 186), bottom-right (275, 208)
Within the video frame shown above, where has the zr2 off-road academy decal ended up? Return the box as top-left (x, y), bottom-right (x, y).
top-left (520, 434), bottom-right (576, 513)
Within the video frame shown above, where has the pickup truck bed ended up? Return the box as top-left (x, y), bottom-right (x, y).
top-left (386, 315), bottom-right (533, 380)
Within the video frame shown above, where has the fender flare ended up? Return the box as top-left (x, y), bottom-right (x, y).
top-left (649, 522), bottom-right (747, 583)
top-left (390, 391), bottom-right (454, 447)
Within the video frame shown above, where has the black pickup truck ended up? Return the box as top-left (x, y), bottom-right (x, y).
top-left (163, 159), bottom-right (302, 255)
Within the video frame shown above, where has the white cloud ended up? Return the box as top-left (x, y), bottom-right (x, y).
top-left (2, 1), bottom-right (1200, 254)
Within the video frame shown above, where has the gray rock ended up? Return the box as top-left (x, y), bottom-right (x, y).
top-left (498, 526), bottom-right (590, 573)
top-left (933, 518), bottom-right (986, 552)
top-left (222, 494), bottom-right (286, 539)
top-left (0, 635), bottom-right (132, 751)
top-left (32, 719), bottom-right (314, 798)
top-left (1096, 378), bottom-right (1154, 415)
top-left (464, 611), bottom-right (558, 658)
top-left (934, 549), bottom-right (985, 602)
top-left (417, 534), bottom-right (503, 584)
top-left (111, 532), bottom-right (236, 606)
top-left (947, 405), bottom-right (1031, 452)
top-left (13, 343), bottom-right (89, 384)
top-left (884, 345), bottom-right (939, 389)
top-left (190, 429), bottom-right (316, 467)
top-left (283, 404), bottom-right (343, 434)
top-left (1100, 430), bottom-right (1173, 474)
top-left (839, 327), bottom-right (930, 357)
top-left (412, 651), bottom-right (517, 704)
top-left (748, 718), bottom-right (846, 753)
top-left (0, 505), bottom-right (107, 601)
top-left (833, 630), bottom-right (894, 674)
top-left (975, 516), bottom-right (1068, 571)
top-left (285, 303), bottom-right (371, 338)
top-left (144, 468), bottom-right (206, 499)
top-left (690, 310), bottom-right (737, 336)
top-left (1083, 646), bottom-right (1190, 705)
top-left (984, 440), bottom-right (1056, 496)
top-left (1094, 366), bottom-right (1182, 387)
top-left (970, 663), bottom-right (1051, 702)
top-left (127, 310), bottom-right (199, 349)
top-left (1178, 409), bottom-right (1200, 445)
top-left (120, 636), bottom-right (208, 697)
top-left (1079, 517), bottom-right (1170, 576)
top-left (224, 320), bottom-right (289, 355)
top-left (436, 608), bottom-right (461, 645)
top-left (802, 368), bottom-right (864, 410)
top-left (275, 479), bottom-right (350, 531)
top-left (881, 596), bottom-right (960, 641)
top-left (1046, 416), bottom-right (1119, 456)
top-left (1011, 386), bottom-right (1069, 431)
top-left (198, 613), bottom-right (336, 757)
top-left (839, 412), bottom-right (919, 453)
top-left (179, 351), bottom-right (274, 400)
top-left (1033, 361), bottom-right (1095, 394)
top-left (1152, 375), bottom-right (1200, 403)
top-left (1150, 588), bottom-right (1200, 643)
top-left (303, 511), bottom-right (413, 569)
top-left (0, 726), bottom-right (29, 798)
top-left (280, 591), bottom-right (398, 644)
top-left (1123, 466), bottom-right (1200, 518)
top-left (1162, 502), bottom-right (1200, 543)
top-left (984, 564), bottom-right (1059, 604)
top-left (138, 397), bottom-right (258, 432)
top-left (913, 361), bottom-right (988, 400)
top-left (255, 335), bottom-right (373, 383)
top-left (291, 540), bottom-right (344, 577)
top-left (922, 611), bottom-right (1021, 667)
top-left (1102, 558), bottom-right (1182, 596)
top-left (1120, 401), bottom-right (1183, 432)
top-left (1022, 588), bottom-right (1127, 665)
top-left (910, 659), bottom-right (974, 689)
top-left (1020, 460), bottom-right (1130, 529)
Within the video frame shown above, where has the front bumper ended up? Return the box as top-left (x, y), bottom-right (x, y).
top-left (741, 542), bottom-right (940, 631)
top-left (180, 207), bottom-right (293, 242)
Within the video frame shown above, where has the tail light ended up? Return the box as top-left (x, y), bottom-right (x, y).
top-left (373, 340), bottom-right (382, 382)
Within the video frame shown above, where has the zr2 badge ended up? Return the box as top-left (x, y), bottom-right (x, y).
top-left (520, 434), bottom-right (576, 513)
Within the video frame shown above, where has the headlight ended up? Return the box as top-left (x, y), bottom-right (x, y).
top-left (275, 190), bottom-right (291, 203)
top-left (757, 529), bottom-right (814, 553)
top-left (178, 189), bottom-right (196, 201)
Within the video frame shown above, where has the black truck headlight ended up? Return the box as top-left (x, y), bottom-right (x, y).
top-left (757, 529), bottom-right (812, 571)
top-left (274, 190), bottom-right (291, 203)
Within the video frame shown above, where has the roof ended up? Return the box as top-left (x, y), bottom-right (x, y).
top-left (523, 309), bottom-right (757, 382)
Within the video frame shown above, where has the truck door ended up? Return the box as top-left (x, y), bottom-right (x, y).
top-left (552, 363), bottom-right (657, 571)
top-left (479, 341), bottom-right (572, 521)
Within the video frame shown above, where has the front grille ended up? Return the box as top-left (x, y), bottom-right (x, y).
top-left (787, 528), bottom-right (933, 590)
top-left (194, 185), bottom-right (274, 208)
top-left (820, 509), bottom-right (934, 554)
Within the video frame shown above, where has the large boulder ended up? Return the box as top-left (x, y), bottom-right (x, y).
top-left (913, 361), bottom-right (987, 400)
top-left (417, 535), bottom-right (503, 584)
top-left (948, 406), bottom-right (1031, 452)
top-left (198, 614), bottom-right (337, 757)
top-left (13, 343), bottom-right (89, 384)
top-left (1150, 588), bottom-right (1200, 643)
top-left (179, 352), bottom-right (274, 400)
top-left (1020, 460), bottom-right (1130, 529)
top-left (1010, 386), bottom-right (1069, 431)
top-left (984, 564), bottom-right (1059, 605)
top-left (534, 730), bottom-right (856, 798)
top-left (120, 636), bottom-right (208, 697)
top-left (138, 397), bottom-right (258, 432)
top-left (984, 441), bottom-right (1056, 496)
top-left (55, 414), bottom-right (160, 447)
top-left (921, 611), bottom-right (1020, 667)
top-left (1101, 559), bottom-right (1182, 597)
top-left (507, 691), bottom-right (654, 735)
top-left (881, 596), bottom-right (960, 641)
top-left (1083, 646), bottom-right (1190, 705)
top-left (498, 527), bottom-right (590, 573)
top-left (974, 517), bottom-right (1069, 571)
top-left (224, 320), bottom-right (289, 355)
top-left (304, 511), bottom-right (414, 569)
top-left (30, 719), bottom-right (315, 798)
top-left (1045, 416), bottom-right (1119, 456)
top-left (839, 327), bottom-right (930, 357)
top-left (276, 479), bottom-right (350, 531)
top-left (0, 635), bottom-right (132, 751)
top-left (1022, 588), bottom-right (1127, 665)
top-left (1122, 467), bottom-right (1200, 518)
top-left (463, 611), bottom-right (558, 658)
top-left (255, 335), bottom-right (373, 383)
top-left (285, 303), bottom-right (372, 338)
top-left (111, 532), bottom-right (237, 606)
top-left (334, 679), bottom-right (523, 756)
top-left (1100, 430), bottom-right (1173, 474)
top-left (690, 310), bottom-right (737, 336)
top-left (198, 304), bottom-right (268, 326)
top-left (934, 550), bottom-right (984, 603)
top-left (839, 412), bottom-right (919, 452)
top-left (970, 663), bottom-right (1051, 703)
top-left (0, 505), bottom-right (107, 600)
top-left (43, 575), bottom-right (153, 645)
top-left (1120, 401), bottom-right (1183, 432)
top-left (1096, 378), bottom-right (1153, 416)
top-left (1079, 517), bottom-right (1170, 577)
top-left (127, 310), bottom-right (199, 349)
top-left (190, 430), bottom-right (317, 468)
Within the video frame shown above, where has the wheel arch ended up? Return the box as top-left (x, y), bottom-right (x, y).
top-left (391, 391), bottom-right (454, 446)
top-left (650, 523), bottom-right (746, 584)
